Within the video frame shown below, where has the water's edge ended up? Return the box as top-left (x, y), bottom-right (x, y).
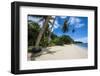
top-left (75, 43), bottom-right (88, 49)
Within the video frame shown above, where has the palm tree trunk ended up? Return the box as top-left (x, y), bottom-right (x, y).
top-left (48, 17), bottom-right (56, 43)
top-left (35, 16), bottom-right (51, 48)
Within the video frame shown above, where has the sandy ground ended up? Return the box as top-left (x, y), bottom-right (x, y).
top-left (28, 44), bottom-right (88, 61)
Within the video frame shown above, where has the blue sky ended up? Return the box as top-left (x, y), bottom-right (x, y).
top-left (28, 15), bottom-right (88, 43)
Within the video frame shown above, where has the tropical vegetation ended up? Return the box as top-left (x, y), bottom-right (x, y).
top-left (28, 18), bottom-right (74, 50)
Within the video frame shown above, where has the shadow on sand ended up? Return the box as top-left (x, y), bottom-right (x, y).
top-left (30, 48), bottom-right (57, 60)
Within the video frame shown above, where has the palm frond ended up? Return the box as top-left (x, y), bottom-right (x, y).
top-left (62, 20), bottom-right (69, 33)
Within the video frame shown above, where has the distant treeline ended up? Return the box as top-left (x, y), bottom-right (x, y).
top-left (74, 41), bottom-right (83, 44)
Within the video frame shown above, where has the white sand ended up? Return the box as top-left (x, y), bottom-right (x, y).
top-left (28, 44), bottom-right (88, 61)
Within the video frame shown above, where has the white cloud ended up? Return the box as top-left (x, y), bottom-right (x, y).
top-left (68, 17), bottom-right (76, 25)
top-left (38, 21), bottom-right (44, 28)
top-left (75, 37), bottom-right (88, 43)
top-left (68, 17), bottom-right (81, 25)
top-left (28, 16), bottom-right (45, 28)
top-left (75, 17), bottom-right (81, 23)
top-left (28, 16), bottom-right (40, 23)
top-left (75, 23), bottom-right (85, 28)
top-left (60, 16), bottom-right (67, 19)
top-left (49, 20), bottom-right (60, 32)
top-left (68, 17), bottom-right (85, 28)
top-left (54, 20), bottom-right (60, 29)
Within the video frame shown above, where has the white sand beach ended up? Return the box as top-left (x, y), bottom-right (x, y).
top-left (28, 44), bottom-right (88, 61)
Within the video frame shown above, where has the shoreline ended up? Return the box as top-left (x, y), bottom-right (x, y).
top-left (28, 44), bottom-right (88, 61)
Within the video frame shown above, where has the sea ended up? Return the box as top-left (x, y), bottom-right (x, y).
top-left (75, 43), bottom-right (88, 49)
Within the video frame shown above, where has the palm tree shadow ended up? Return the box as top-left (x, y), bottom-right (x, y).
top-left (31, 48), bottom-right (57, 60)
top-left (42, 48), bottom-right (57, 54)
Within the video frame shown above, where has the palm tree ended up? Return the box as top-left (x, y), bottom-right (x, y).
top-left (35, 16), bottom-right (52, 48)
top-left (48, 16), bottom-right (56, 43)
top-left (28, 20), bottom-right (40, 46)
top-left (32, 16), bottom-right (74, 49)
top-left (35, 16), bottom-right (70, 48)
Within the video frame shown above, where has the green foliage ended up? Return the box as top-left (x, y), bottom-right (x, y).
top-left (28, 20), bottom-right (40, 46)
top-left (48, 42), bottom-right (55, 47)
top-left (59, 35), bottom-right (74, 44)
top-left (51, 33), bottom-right (58, 39)
top-left (48, 35), bottom-right (74, 46)
top-left (28, 18), bottom-right (74, 48)
top-left (40, 36), bottom-right (49, 47)
top-left (28, 20), bottom-right (50, 47)
top-left (39, 24), bottom-right (50, 47)
top-left (52, 38), bottom-right (59, 44)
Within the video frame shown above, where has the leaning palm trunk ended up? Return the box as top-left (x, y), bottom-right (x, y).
top-left (48, 17), bottom-right (56, 43)
top-left (35, 16), bottom-right (51, 48)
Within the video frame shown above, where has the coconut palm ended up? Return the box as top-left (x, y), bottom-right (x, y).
top-left (35, 16), bottom-right (55, 48)
top-left (35, 16), bottom-right (50, 48)
top-left (48, 16), bottom-right (56, 43)
top-left (31, 16), bottom-right (75, 49)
